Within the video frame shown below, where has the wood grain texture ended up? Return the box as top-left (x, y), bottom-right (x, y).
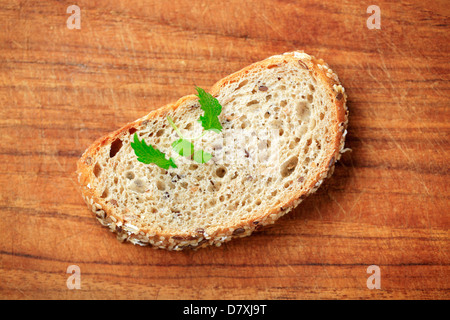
top-left (0, 0), bottom-right (448, 300)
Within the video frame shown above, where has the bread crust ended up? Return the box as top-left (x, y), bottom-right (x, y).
top-left (76, 51), bottom-right (348, 250)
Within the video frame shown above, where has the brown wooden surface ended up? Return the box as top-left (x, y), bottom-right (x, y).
top-left (0, 0), bottom-right (449, 300)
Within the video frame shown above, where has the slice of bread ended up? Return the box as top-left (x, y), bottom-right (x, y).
top-left (76, 51), bottom-right (348, 250)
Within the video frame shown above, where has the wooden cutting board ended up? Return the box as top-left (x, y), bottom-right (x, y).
top-left (0, 0), bottom-right (448, 300)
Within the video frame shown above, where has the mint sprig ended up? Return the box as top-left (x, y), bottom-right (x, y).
top-left (130, 87), bottom-right (222, 169)
top-left (130, 133), bottom-right (177, 169)
top-left (195, 87), bottom-right (223, 133)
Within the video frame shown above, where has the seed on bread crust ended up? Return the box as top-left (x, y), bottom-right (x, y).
top-left (298, 60), bottom-right (309, 70)
top-left (232, 228), bottom-right (245, 235)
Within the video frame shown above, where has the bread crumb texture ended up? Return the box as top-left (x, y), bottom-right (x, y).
top-left (77, 51), bottom-right (348, 250)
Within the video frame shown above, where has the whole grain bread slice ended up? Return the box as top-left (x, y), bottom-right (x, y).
top-left (76, 51), bottom-right (348, 250)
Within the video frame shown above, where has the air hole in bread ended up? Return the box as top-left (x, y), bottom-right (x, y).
top-left (230, 201), bottom-right (239, 210)
top-left (296, 101), bottom-right (307, 117)
top-left (132, 178), bottom-right (146, 193)
top-left (156, 129), bottom-right (165, 137)
top-left (281, 156), bottom-right (298, 178)
top-left (101, 188), bottom-right (108, 198)
top-left (215, 167), bottom-right (227, 178)
top-left (110, 138), bottom-right (123, 158)
top-left (156, 180), bottom-right (166, 191)
top-left (125, 171), bottom-right (135, 180)
top-left (284, 180), bottom-right (293, 188)
top-left (93, 163), bottom-right (102, 178)
top-left (280, 100), bottom-right (287, 107)
top-left (214, 181), bottom-right (222, 190)
top-left (236, 80), bottom-right (248, 90)
top-left (230, 172), bottom-right (238, 180)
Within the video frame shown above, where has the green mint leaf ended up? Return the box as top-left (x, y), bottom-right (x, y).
top-left (195, 87), bottom-right (223, 133)
top-left (172, 139), bottom-right (194, 157)
top-left (193, 149), bottom-right (212, 164)
top-left (130, 133), bottom-right (177, 169)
